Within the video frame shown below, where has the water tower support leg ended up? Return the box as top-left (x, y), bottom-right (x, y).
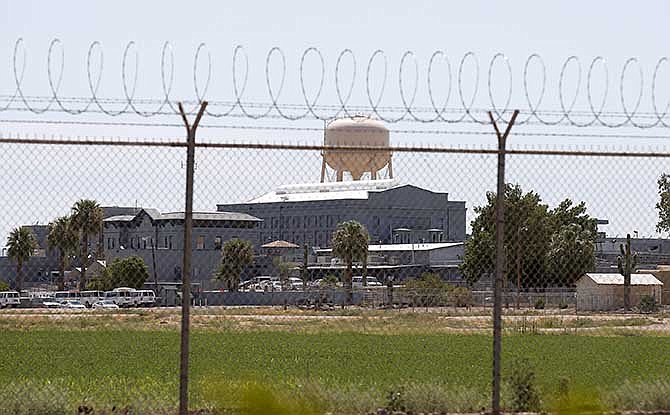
top-left (320, 159), bottom-right (327, 183)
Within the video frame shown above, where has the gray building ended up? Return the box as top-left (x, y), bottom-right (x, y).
top-left (216, 179), bottom-right (467, 249)
top-left (103, 208), bottom-right (262, 283)
top-left (0, 206), bottom-right (143, 288)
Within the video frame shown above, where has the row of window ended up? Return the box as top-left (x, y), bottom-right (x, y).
top-left (261, 215), bottom-right (345, 230)
top-left (107, 235), bottom-right (235, 251)
top-left (258, 215), bottom-right (442, 232)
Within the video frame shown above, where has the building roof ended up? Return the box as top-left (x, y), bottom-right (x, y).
top-left (104, 215), bottom-right (135, 222)
top-left (244, 178), bottom-right (409, 204)
top-left (104, 210), bottom-right (261, 223)
top-left (583, 273), bottom-right (663, 286)
top-left (316, 242), bottom-right (463, 254)
top-left (261, 240), bottom-right (300, 249)
top-left (160, 212), bottom-right (262, 222)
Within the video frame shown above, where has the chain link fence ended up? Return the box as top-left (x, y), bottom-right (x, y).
top-left (1, 134), bottom-right (670, 414)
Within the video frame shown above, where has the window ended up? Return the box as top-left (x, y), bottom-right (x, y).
top-left (214, 236), bottom-right (222, 250)
top-left (164, 236), bottom-right (168, 248)
top-left (143, 238), bottom-right (147, 249)
top-left (196, 236), bottom-right (205, 250)
top-left (130, 238), bottom-right (135, 249)
top-left (168, 236), bottom-right (173, 250)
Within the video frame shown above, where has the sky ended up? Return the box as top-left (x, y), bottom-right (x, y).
top-left (1, 0), bottom-right (670, 246)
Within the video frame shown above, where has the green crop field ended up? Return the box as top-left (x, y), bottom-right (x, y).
top-left (2, 322), bottom-right (670, 413)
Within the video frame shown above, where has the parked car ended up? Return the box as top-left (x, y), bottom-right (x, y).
top-left (287, 277), bottom-right (304, 290)
top-left (92, 300), bottom-right (120, 309)
top-left (61, 300), bottom-right (86, 309)
top-left (352, 276), bottom-right (382, 288)
top-left (41, 299), bottom-right (63, 308)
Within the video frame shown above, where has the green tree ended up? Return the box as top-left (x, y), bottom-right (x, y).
top-left (460, 184), bottom-right (596, 290)
top-left (111, 256), bottom-right (149, 289)
top-left (460, 184), bottom-right (551, 289)
top-left (0, 280), bottom-right (10, 291)
top-left (216, 239), bottom-right (254, 291)
top-left (546, 200), bottom-right (597, 286)
top-left (71, 199), bottom-right (104, 290)
top-left (331, 220), bottom-right (369, 304)
top-left (656, 173), bottom-right (670, 233)
top-left (47, 216), bottom-right (78, 290)
top-left (6, 227), bottom-right (37, 292)
top-left (273, 257), bottom-right (292, 290)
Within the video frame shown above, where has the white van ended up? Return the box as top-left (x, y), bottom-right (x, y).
top-left (0, 291), bottom-right (20, 308)
top-left (80, 291), bottom-right (105, 308)
top-left (104, 287), bottom-right (135, 307)
top-left (53, 291), bottom-right (81, 302)
top-left (133, 290), bottom-right (156, 307)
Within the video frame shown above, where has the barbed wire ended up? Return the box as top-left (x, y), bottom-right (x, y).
top-left (2, 131), bottom-right (670, 154)
top-left (3, 39), bottom-right (670, 128)
top-left (3, 118), bottom-right (670, 139)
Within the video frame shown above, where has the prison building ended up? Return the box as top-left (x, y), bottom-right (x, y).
top-left (216, 179), bottom-right (467, 250)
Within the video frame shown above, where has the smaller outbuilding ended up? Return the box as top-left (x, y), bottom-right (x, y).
top-left (576, 273), bottom-right (663, 311)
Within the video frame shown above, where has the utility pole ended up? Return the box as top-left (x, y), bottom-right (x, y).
top-left (177, 101), bottom-right (208, 415)
top-left (489, 109), bottom-right (519, 415)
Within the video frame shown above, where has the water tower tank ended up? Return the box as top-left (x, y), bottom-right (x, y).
top-left (321, 116), bottom-right (393, 181)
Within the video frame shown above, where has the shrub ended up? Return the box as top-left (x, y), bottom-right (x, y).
top-left (404, 273), bottom-right (450, 307)
top-left (0, 279), bottom-right (9, 291)
top-left (385, 387), bottom-right (406, 412)
top-left (451, 286), bottom-right (474, 307)
top-left (505, 358), bottom-right (541, 412)
top-left (558, 300), bottom-right (569, 309)
top-left (605, 379), bottom-right (670, 411)
top-left (534, 298), bottom-right (546, 309)
top-left (639, 295), bottom-right (658, 313)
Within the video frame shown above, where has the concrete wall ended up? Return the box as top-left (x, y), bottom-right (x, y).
top-left (199, 290), bottom-right (365, 306)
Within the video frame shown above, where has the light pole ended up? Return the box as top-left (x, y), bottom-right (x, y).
top-left (142, 236), bottom-right (159, 292)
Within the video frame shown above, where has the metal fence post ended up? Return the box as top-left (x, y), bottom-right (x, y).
top-left (178, 101), bottom-right (208, 415)
top-left (489, 110), bottom-right (518, 415)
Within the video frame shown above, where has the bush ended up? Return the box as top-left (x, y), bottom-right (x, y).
top-left (605, 379), bottom-right (670, 411)
top-left (639, 295), bottom-right (658, 313)
top-left (558, 300), bottom-right (569, 309)
top-left (0, 279), bottom-right (9, 291)
top-left (404, 273), bottom-right (450, 307)
top-left (534, 298), bottom-right (546, 309)
top-left (505, 358), bottom-right (541, 412)
top-left (451, 286), bottom-right (474, 307)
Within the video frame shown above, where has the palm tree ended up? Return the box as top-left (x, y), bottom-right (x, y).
top-left (215, 239), bottom-right (254, 291)
top-left (48, 216), bottom-right (79, 290)
top-left (71, 199), bottom-right (103, 290)
top-left (7, 227), bottom-right (37, 292)
top-left (331, 220), bottom-right (369, 304)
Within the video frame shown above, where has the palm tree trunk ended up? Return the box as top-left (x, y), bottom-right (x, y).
top-left (58, 254), bottom-right (66, 291)
top-left (80, 234), bottom-right (88, 290)
top-left (16, 262), bottom-right (23, 293)
top-left (345, 262), bottom-right (353, 305)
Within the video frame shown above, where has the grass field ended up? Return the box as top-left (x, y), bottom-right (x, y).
top-left (1, 308), bottom-right (670, 414)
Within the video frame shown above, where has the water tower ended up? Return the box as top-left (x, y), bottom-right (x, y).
top-left (321, 116), bottom-right (393, 182)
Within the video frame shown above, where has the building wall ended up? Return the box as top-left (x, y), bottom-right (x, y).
top-left (103, 212), bottom-right (260, 283)
top-left (576, 278), bottom-right (662, 311)
top-left (217, 185), bottom-right (467, 248)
